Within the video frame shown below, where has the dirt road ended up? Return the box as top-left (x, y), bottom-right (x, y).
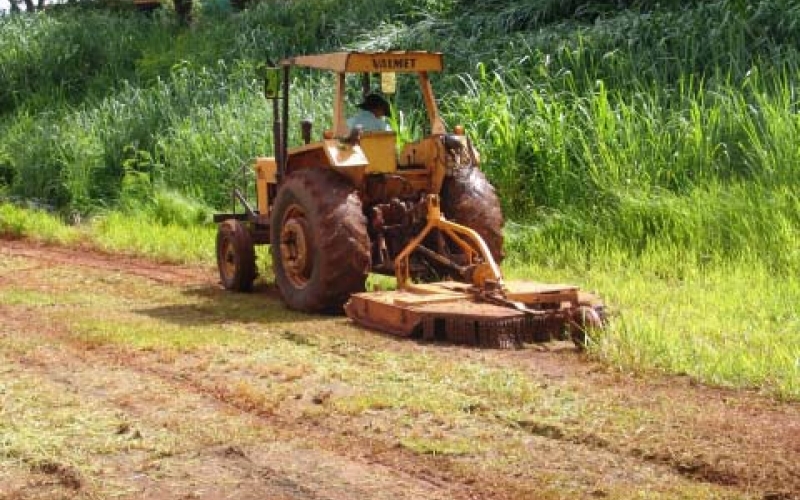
top-left (1, 239), bottom-right (798, 500)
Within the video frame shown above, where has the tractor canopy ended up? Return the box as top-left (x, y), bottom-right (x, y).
top-left (276, 51), bottom-right (447, 138)
top-left (280, 51), bottom-right (444, 74)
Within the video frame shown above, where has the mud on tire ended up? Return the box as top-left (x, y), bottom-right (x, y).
top-left (441, 166), bottom-right (505, 264)
top-left (216, 219), bottom-right (257, 292)
top-left (270, 168), bottom-right (370, 313)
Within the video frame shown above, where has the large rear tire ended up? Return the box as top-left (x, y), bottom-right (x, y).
top-left (216, 219), bottom-right (256, 292)
top-left (270, 168), bottom-right (370, 313)
top-left (441, 167), bottom-right (505, 264)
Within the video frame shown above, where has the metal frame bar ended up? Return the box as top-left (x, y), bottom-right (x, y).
top-left (393, 195), bottom-right (503, 289)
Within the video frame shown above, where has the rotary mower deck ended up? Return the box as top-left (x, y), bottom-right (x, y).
top-left (346, 281), bottom-right (604, 348)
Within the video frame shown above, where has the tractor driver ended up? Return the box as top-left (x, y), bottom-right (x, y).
top-left (347, 93), bottom-right (392, 132)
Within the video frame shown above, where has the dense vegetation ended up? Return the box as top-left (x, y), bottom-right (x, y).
top-left (1, 0), bottom-right (798, 396)
top-left (2, 0), bottom-right (799, 267)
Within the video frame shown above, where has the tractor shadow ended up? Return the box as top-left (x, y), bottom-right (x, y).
top-left (133, 282), bottom-right (331, 327)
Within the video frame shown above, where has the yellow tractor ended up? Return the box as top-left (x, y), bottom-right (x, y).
top-left (214, 51), bottom-right (605, 347)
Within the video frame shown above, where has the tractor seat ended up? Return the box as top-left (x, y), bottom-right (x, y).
top-left (360, 131), bottom-right (398, 174)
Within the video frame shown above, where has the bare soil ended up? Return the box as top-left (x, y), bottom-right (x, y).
top-left (1, 238), bottom-right (798, 500)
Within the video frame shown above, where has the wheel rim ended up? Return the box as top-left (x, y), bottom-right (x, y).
top-left (279, 204), bottom-right (313, 288)
top-left (220, 238), bottom-right (237, 282)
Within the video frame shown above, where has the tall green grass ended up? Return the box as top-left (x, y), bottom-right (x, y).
top-left (0, 203), bottom-right (80, 244)
top-left (0, 201), bottom-right (215, 264)
top-left (0, 9), bottom-right (175, 112)
top-left (508, 248), bottom-right (800, 400)
top-left (448, 65), bottom-right (800, 272)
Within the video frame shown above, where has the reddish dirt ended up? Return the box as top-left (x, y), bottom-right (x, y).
top-left (0, 239), bottom-right (209, 286)
top-left (1, 238), bottom-right (798, 500)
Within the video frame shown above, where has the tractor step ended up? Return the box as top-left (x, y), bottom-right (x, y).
top-left (344, 281), bottom-right (605, 348)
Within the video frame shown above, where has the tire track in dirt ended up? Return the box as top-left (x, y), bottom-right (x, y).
top-left (445, 346), bottom-right (800, 498)
top-left (0, 241), bottom-right (495, 497)
top-left (2, 305), bottom-right (701, 499)
top-left (3, 239), bottom-right (799, 499)
top-left (1, 240), bottom-right (488, 499)
top-left (0, 238), bottom-right (211, 286)
top-left (1, 306), bottom-right (492, 500)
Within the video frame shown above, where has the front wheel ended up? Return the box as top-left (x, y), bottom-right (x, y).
top-left (216, 219), bottom-right (256, 292)
top-left (270, 168), bottom-right (370, 313)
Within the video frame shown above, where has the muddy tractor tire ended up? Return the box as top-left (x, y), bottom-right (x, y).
top-left (270, 168), bottom-right (370, 313)
top-left (441, 166), bottom-right (505, 265)
top-left (216, 219), bottom-right (257, 292)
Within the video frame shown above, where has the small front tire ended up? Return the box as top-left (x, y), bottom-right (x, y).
top-left (216, 219), bottom-right (256, 292)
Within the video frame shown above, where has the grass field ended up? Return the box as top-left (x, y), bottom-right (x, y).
top-left (2, 2), bottom-right (800, 498)
top-left (3, 203), bottom-right (798, 401)
top-left (1, 236), bottom-right (798, 500)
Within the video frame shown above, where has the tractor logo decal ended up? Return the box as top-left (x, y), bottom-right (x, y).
top-left (371, 57), bottom-right (417, 70)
